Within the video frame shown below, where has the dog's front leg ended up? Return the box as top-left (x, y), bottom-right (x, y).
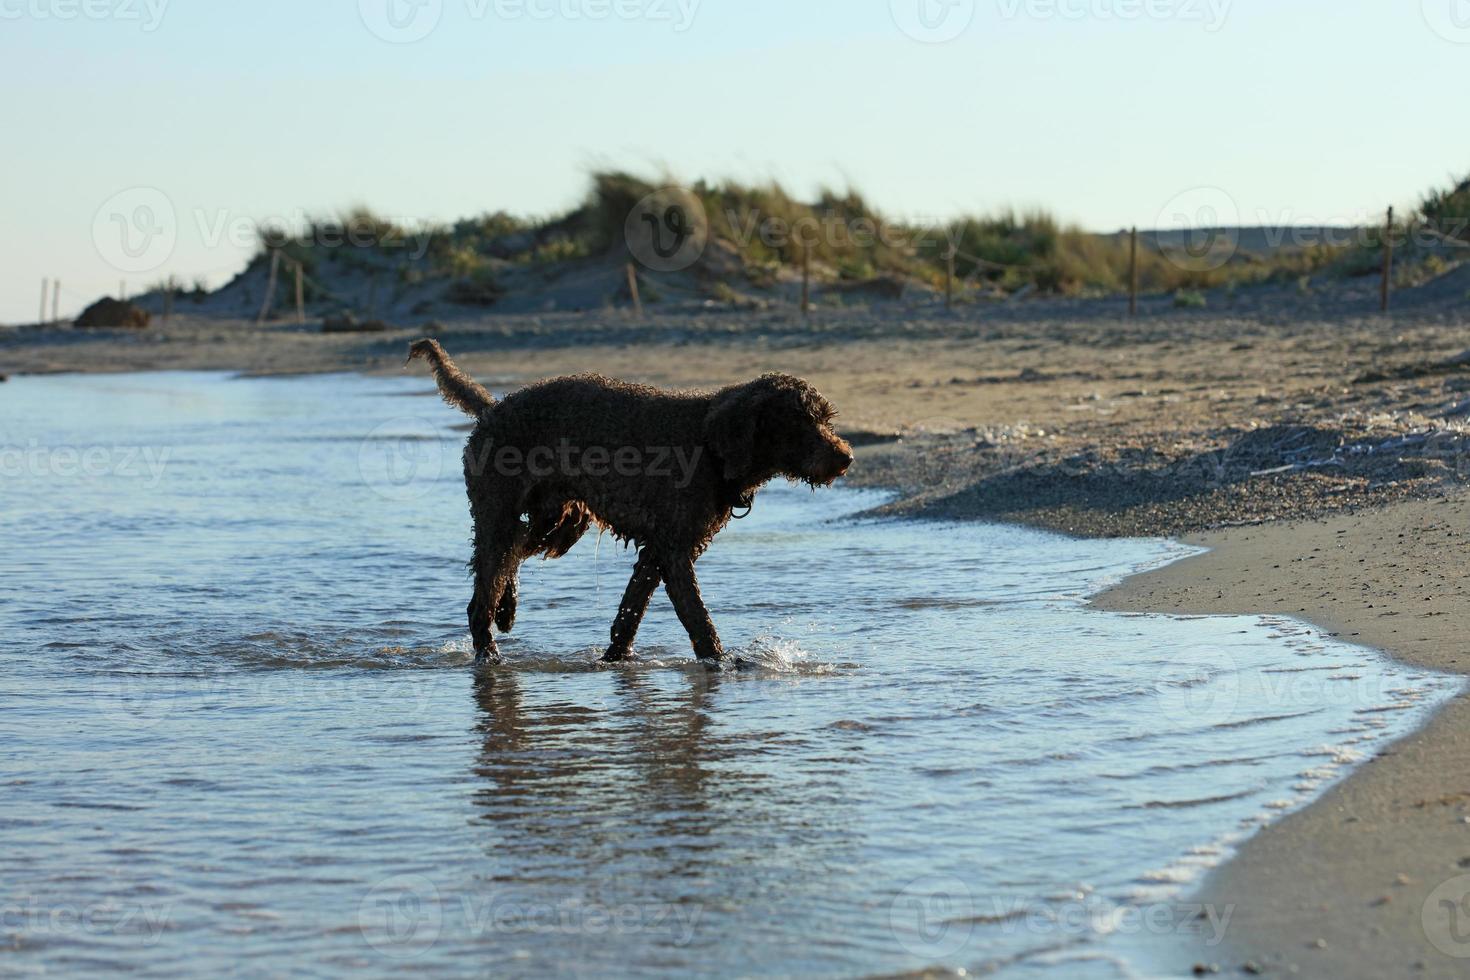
top-left (603, 551), bottom-right (662, 663)
top-left (662, 556), bottom-right (725, 662)
top-left (468, 592), bottom-right (501, 665)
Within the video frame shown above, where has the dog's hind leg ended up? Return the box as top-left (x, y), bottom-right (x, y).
top-left (603, 551), bottom-right (662, 663)
top-left (494, 573), bottom-right (519, 633)
top-left (661, 555), bottom-right (725, 662)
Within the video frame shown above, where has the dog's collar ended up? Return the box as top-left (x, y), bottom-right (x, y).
top-left (727, 486), bottom-right (756, 520)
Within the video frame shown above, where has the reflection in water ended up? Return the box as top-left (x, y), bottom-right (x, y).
top-left (467, 664), bottom-right (864, 965)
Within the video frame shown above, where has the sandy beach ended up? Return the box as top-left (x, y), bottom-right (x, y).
top-left (1098, 499), bottom-right (1470, 977)
top-left (5, 290), bottom-right (1470, 974)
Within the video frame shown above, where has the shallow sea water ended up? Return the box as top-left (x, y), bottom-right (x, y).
top-left (0, 372), bottom-right (1459, 977)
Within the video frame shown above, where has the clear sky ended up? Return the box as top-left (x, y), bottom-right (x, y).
top-left (3, 0), bottom-right (1467, 323)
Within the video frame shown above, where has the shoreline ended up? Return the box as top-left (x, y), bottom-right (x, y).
top-left (1095, 501), bottom-right (1470, 977)
top-left (6, 310), bottom-right (1470, 974)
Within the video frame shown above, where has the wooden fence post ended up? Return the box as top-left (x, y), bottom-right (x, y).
top-left (294, 262), bottom-right (306, 324)
top-left (40, 278), bottom-right (48, 326)
top-left (1381, 206), bottom-right (1394, 314)
top-left (801, 246), bottom-right (811, 317)
top-left (945, 246), bottom-right (955, 311)
top-left (1129, 227), bottom-right (1139, 317)
top-left (257, 249), bottom-right (281, 325)
top-left (52, 280), bottom-right (61, 325)
top-left (164, 284), bottom-right (174, 325)
top-left (625, 262), bottom-right (643, 318)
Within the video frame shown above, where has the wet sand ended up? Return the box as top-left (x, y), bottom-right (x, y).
top-left (1096, 500), bottom-right (1470, 978)
top-left (5, 293), bottom-right (1470, 974)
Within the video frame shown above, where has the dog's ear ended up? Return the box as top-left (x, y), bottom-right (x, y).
top-left (704, 387), bottom-right (759, 483)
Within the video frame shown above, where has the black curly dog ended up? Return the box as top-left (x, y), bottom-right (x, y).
top-left (408, 339), bottom-right (854, 665)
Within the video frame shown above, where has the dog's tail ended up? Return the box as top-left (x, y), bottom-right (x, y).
top-left (406, 339), bottom-right (495, 416)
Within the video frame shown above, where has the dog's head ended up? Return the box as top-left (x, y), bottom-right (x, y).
top-left (704, 373), bottom-right (853, 490)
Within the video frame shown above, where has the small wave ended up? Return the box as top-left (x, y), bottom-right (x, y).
top-left (1209, 708), bottom-right (1322, 731)
top-left (893, 596), bottom-right (1002, 611)
top-left (1262, 663), bottom-right (1361, 674)
top-left (1126, 786), bottom-right (1263, 810)
top-left (1356, 701), bottom-right (1420, 715)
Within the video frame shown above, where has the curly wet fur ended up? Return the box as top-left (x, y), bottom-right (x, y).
top-left (408, 339), bottom-right (854, 665)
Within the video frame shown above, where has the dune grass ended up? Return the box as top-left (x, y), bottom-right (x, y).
top-left (248, 170), bottom-right (1428, 307)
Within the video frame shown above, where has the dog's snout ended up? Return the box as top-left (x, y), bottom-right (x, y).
top-left (833, 446), bottom-right (854, 475)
